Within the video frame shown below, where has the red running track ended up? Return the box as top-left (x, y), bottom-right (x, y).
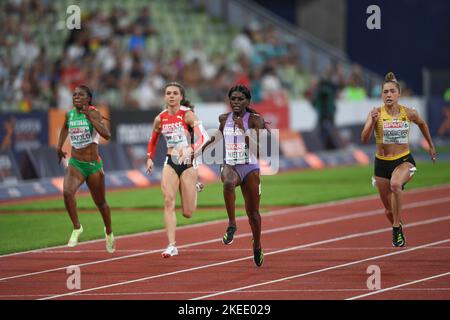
top-left (0, 185), bottom-right (449, 300)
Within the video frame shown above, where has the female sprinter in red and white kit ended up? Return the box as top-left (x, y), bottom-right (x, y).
top-left (146, 82), bottom-right (208, 257)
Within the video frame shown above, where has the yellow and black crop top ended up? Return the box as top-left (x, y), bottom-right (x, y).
top-left (374, 105), bottom-right (410, 145)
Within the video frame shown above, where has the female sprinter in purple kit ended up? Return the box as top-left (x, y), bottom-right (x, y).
top-left (203, 85), bottom-right (268, 267)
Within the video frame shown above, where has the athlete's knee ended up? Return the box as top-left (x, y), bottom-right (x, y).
top-left (247, 211), bottom-right (261, 224)
top-left (163, 195), bottom-right (176, 209)
top-left (182, 209), bottom-right (193, 219)
top-left (95, 200), bottom-right (109, 211)
top-left (390, 181), bottom-right (403, 194)
top-left (223, 180), bottom-right (236, 193)
top-left (63, 189), bottom-right (76, 199)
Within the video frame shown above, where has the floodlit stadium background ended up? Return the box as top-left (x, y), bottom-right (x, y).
top-left (1, 0), bottom-right (449, 208)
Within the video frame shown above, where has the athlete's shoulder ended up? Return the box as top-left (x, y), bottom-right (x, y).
top-left (401, 105), bottom-right (415, 112)
top-left (249, 112), bottom-right (262, 120)
top-left (158, 109), bottom-right (169, 118)
top-left (402, 105), bottom-right (418, 119)
top-left (180, 105), bottom-right (193, 112)
top-left (219, 113), bottom-right (230, 122)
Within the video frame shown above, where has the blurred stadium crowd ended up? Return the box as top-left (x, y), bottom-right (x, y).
top-left (0, 0), bottom-right (414, 113)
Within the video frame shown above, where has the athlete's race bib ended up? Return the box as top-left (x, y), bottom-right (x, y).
top-left (225, 142), bottom-right (248, 165)
top-left (382, 121), bottom-right (409, 144)
top-left (162, 123), bottom-right (188, 148)
top-left (69, 126), bottom-right (94, 149)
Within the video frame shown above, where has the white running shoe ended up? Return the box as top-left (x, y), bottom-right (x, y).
top-left (105, 228), bottom-right (116, 253)
top-left (67, 225), bottom-right (83, 247)
top-left (162, 244), bottom-right (178, 258)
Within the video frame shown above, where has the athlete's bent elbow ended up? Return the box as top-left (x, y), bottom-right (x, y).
top-left (102, 130), bottom-right (111, 140)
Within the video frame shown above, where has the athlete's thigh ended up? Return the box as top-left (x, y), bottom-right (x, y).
top-left (161, 165), bottom-right (180, 200)
top-left (391, 162), bottom-right (415, 186)
top-left (374, 176), bottom-right (392, 209)
top-left (179, 167), bottom-right (197, 209)
top-left (63, 165), bottom-right (86, 194)
top-left (221, 164), bottom-right (240, 187)
top-left (86, 169), bottom-right (106, 204)
top-left (240, 171), bottom-right (261, 212)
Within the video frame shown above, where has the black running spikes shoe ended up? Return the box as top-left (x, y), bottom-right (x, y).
top-left (253, 247), bottom-right (264, 267)
top-left (392, 225), bottom-right (406, 247)
top-left (222, 224), bottom-right (237, 245)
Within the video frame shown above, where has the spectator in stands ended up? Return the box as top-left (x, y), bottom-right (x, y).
top-left (343, 64), bottom-right (367, 101)
top-left (110, 6), bottom-right (132, 36)
top-left (56, 85), bottom-right (115, 253)
top-left (134, 6), bottom-right (156, 37)
top-left (128, 25), bottom-right (146, 53)
top-left (145, 82), bottom-right (209, 258)
top-left (231, 26), bottom-right (254, 59)
top-left (12, 32), bottom-right (40, 68)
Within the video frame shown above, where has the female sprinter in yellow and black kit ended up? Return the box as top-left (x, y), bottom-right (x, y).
top-left (361, 72), bottom-right (436, 247)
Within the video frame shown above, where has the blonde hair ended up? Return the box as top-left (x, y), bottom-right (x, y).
top-left (383, 72), bottom-right (401, 93)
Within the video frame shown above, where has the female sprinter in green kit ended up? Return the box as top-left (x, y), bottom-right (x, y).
top-left (57, 85), bottom-right (115, 253)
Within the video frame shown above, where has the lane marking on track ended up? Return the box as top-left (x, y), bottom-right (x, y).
top-left (2, 196), bottom-right (450, 283)
top-left (1, 184), bottom-right (449, 259)
top-left (22, 246), bottom-right (450, 254)
top-left (3, 287), bottom-right (450, 299)
top-left (191, 237), bottom-right (450, 300)
top-left (346, 271), bottom-right (450, 300)
top-left (38, 215), bottom-right (450, 300)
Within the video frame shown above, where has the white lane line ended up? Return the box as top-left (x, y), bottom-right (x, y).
top-left (1, 184), bottom-right (448, 259)
top-left (2, 196), bottom-right (450, 282)
top-left (346, 272), bottom-right (450, 300)
top-left (191, 238), bottom-right (450, 300)
top-left (3, 287), bottom-right (450, 299)
top-left (38, 216), bottom-right (450, 300)
top-left (2, 196), bottom-right (449, 282)
top-left (23, 247), bottom-right (450, 254)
